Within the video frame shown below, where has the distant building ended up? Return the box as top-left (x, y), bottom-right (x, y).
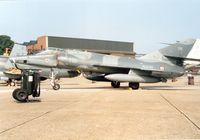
top-left (25, 37), bottom-right (47, 54)
top-left (26, 36), bottom-right (135, 57)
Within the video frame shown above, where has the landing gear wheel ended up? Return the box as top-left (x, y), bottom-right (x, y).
top-left (10, 81), bottom-right (16, 86)
top-left (12, 88), bottom-right (21, 100)
top-left (5, 81), bottom-right (9, 86)
top-left (111, 81), bottom-right (120, 88)
top-left (129, 82), bottom-right (140, 90)
top-left (53, 83), bottom-right (60, 90)
top-left (12, 89), bottom-right (28, 102)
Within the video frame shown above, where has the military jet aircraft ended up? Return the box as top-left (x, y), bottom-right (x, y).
top-left (5, 44), bottom-right (80, 89)
top-left (10, 38), bottom-right (200, 89)
top-left (0, 55), bottom-right (14, 85)
top-left (0, 49), bottom-right (23, 86)
top-left (0, 56), bottom-right (8, 79)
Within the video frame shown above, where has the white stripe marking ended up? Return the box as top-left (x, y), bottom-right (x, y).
top-left (187, 39), bottom-right (200, 59)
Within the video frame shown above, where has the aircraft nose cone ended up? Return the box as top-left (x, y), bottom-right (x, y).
top-left (9, 57), bottom-right (28, 65)
top-left (9, 58), bottom-right (16, 64)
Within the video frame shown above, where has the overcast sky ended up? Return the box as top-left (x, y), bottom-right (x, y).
top-left (0, 0), bottom-right (200, 53)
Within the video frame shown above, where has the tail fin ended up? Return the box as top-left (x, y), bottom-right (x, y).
top-left (160, 39), bottom-right (200, 66)
top-left (140, 39), bottom-right (200, 66)
top-left (159, 39), bottom-right (200, 60)
top-left (5, 44), bottom-right (27, 69)
top-left (9, 44), bottom-right (27, 57)
top-left (141, 39), bottom-right (200, 66)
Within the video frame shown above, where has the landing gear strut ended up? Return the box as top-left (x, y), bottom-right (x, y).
top-left (129, 82), bottom-right (140, 90)
top-left (111, 81), bottom-right (120, 88)
top-left (50, 69), bottom-right (60, 90)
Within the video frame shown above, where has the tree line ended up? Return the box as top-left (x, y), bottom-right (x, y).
top-left (0, 35), bottom-right (14, 55)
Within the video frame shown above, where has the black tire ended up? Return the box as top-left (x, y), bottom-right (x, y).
top-left (53, 84), bottom-right (60, 90)
top-left (10, 81), bottom-right (16, 86)
top-left (12, 88), bottom-right (21, 100)
top-left (5, 81), bottom-right (9, 86)
top-left (111, 81), bottom-right (120, 88)
top-left (13, 89), bottom-right (28, 102)
top-left (129, 82), bottom-right (140, 90)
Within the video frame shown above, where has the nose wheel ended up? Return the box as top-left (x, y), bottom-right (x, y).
top-left (52, 83), bottom-right (60, 90)
top-left (50, 69), bottom-right (60, 90)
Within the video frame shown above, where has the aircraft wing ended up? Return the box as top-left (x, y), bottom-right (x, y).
top-left (91, 58), bottom-right (170, 73)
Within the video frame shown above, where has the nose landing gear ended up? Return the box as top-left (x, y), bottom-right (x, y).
top-left (50, 69), bottom-right (60, 90)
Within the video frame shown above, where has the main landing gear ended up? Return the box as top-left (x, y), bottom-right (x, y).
top-left (12, 70), bottom-right (40, 102)
top-left (128, 82), bottom-right (140, 90)
top-left (50, 69), bottom-right (60, 90)
top-left (111, 81), bottom-right (120, 88)
top-left (111, 81), bottom-right (140, 89)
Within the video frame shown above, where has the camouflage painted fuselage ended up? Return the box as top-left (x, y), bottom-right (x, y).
top-left (12, 48), bottom-right (184, 83)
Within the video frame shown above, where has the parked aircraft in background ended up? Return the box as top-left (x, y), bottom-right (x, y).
top-left (10, 38), bottom-right (200, 89)
top-left (0, 45), bottom-right (24, 86)
top-left (0, 55), bottom-right (15, 85)
top-left (184, 60), bottom-right (200, 71)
